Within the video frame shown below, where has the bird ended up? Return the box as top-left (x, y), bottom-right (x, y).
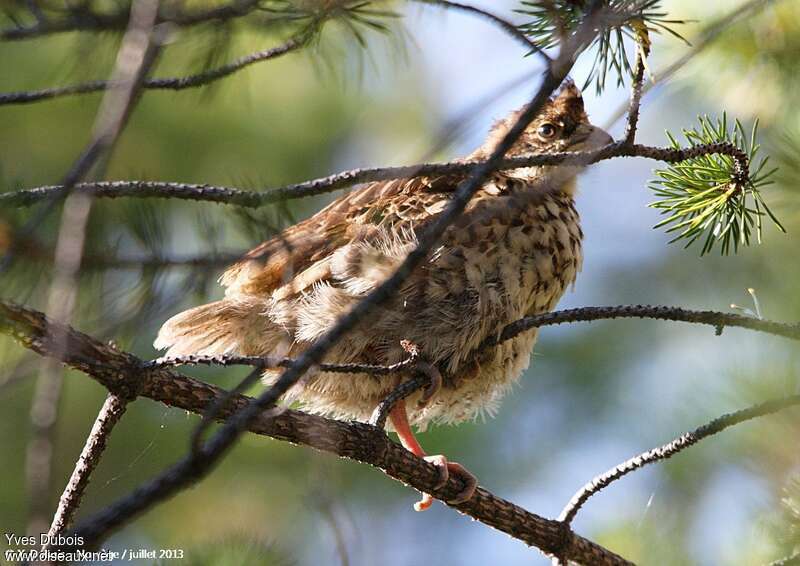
top-left (154, 80), bottom-right (613, 511)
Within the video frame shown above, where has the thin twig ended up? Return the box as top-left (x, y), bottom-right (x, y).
top-left (0, 35), bottom-right (304, 105)
top-left (0, 299), bottom-right (632, 565)
top-left (143, 353), bottom-right (417, 375)
top-left (623, 52), bottom-right (645, 145)
top-left (604, 0), bottom-right (781, 130)
top-left (414, 0), bottom-right (551, 62)
top-left (558, 394), bottom-right (800, 525)
top-left (312, 490), bottom-right (352, 566)
top-left (2, 140), bottom-right (753, 209)
top-left (3, 233), bottom-right (248, 270)
top-left (79, 251), bottom-right (245, 270)
top-left (369, 375), bottom-right (427, 430)
top-left (484, 304), bottom-right (800, 350)
top-left (45, 393), bottom-right (131, 537)
top-left (767, 550), bottom-right (800, 566)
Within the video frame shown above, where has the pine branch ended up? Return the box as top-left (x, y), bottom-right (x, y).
top-left (649, 115), bottom-right (782, 254)
top-left (4, 139), bottom-right (773, 256)
top-left (517, 0), bottom-right (688, 93)
top-left (0, 299), bottom-right (632, 566)
top-left (3, 136), bottom-right (776, 259)
top-left (0, 0), bottom-right (167, 274)
top-left (0, 141), bottom-right (752, 208)
top-left (3, 296), bottom-right (798, 561)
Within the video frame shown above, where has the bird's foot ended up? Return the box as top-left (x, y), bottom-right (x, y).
top-left (414, 455), bottom-right (478, 512)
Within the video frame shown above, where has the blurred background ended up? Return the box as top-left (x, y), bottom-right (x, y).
top-left (1, 0), bottom-right (799, 564)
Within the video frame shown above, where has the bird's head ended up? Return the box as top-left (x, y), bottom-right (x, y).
top-left (476, 79), bottom-right (613, 159)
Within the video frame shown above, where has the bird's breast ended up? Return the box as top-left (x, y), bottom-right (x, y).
top-left (416, 189), bottom-right (583, 374)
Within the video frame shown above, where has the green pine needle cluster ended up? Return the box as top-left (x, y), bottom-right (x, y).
top-left (516, 0), bottom-right (686, 93)
top-left (649, 114), bottom-right (785, 255)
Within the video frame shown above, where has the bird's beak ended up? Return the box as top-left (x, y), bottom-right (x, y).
top-left (568, 123), bottom-right (614, 151)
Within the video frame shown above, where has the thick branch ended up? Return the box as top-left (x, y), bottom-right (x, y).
top-left (1, 141), bottom-right (752, 209)
top-left (0, 299), bottom-right (631, 566)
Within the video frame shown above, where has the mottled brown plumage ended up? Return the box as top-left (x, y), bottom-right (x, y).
top-left (155, 81), bottom-right (612, 509)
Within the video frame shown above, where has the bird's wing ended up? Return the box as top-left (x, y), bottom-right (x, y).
top-left (220, 174), bottom-right (460, 298)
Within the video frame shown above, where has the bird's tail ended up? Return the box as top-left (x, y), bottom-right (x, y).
top-left (153, 298), bottom-right (284, 359)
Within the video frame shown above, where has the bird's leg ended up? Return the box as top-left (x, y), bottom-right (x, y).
top-left (389, 398), bottom-right (478, 512)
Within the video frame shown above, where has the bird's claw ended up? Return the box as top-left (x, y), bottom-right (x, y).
top-left (413, 455), bottom-right (478, 512)
top-left (399, 340), bottom-right (442, 409)
top-left (416, 360), bottom-right (442, 408)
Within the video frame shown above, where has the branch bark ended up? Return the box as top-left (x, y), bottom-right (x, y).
top-left (45, 393), bottom-right (131, 537)
top-left (0, 299), bottom-right (632, 566)
top-left (485, 304), bottom-right (800, 348)
top-left (3, 295), bottom-right (798, 562)
top-left (1, 141), bottom-right (752, 209)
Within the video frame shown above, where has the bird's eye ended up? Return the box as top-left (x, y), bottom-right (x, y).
top-left (537, 123), bottom-right (557, 139)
